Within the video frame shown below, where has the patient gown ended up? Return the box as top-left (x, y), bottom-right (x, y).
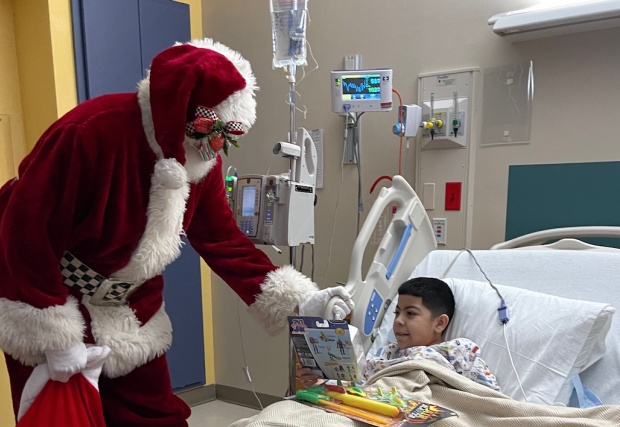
top-left (365, 338), bottom-right (501, 391)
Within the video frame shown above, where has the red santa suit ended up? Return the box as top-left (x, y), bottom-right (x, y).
top-left (0, 39), bottom-right (349, 426)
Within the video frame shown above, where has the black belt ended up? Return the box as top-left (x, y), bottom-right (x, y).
top-left (60, 252), bottom-right (136, 306)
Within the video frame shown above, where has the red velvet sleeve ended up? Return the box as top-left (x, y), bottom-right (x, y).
top-left (185, 158), bottom-right (277, 306)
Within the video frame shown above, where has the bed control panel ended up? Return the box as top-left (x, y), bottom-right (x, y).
top-left (364, 290), bottom-right (383, 335)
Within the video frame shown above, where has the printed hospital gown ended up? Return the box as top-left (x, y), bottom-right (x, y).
top-left (365, 338), bottom-right (501, 391)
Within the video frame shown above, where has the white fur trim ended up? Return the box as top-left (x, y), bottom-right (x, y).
top-left (84, 296), bottom-right (173, 378)
top-left (110, 165), bottom-right (189, 286)
top-left (154, 158), bottom-right (187, 190)
top-left (136, 76), bottom-right (164, 161)
top-left (0, 296), bottom-right (85, 366)
top-left (248, 266), bottom-right (318, 336)
top-left (182, 39), bottom-right (258, 132)
top-left (137, 78), bottom-right (218, 183)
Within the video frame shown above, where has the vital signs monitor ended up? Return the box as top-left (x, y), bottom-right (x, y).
top-left (331, 69), bottom-right (393, 114)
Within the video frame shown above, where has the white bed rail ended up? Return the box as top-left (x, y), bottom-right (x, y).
top-left (491, 226), bottom-right (620, 250)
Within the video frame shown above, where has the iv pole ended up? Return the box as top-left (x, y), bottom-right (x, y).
top-left (288, 64), bottom-right (297, 269)
top-left (287, 64), bottom-right (298, 396)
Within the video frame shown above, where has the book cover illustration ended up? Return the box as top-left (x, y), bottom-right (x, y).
top-left (288, 316), bottom-right (361, 382)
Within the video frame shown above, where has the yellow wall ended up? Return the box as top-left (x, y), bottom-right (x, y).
top-left (0, 353), bottom-right (13, 427)
top-left (12, 0), bottom-right (61, 152)
top-left (48, 0), bottom-right (78, 118)
top-left (1, 0), bottom-right (28, 423)
top-left (0, 0), bottom-right (210, 423)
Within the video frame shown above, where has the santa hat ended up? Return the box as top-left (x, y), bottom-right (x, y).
top-left (146, 39), bottom-right (258, 189)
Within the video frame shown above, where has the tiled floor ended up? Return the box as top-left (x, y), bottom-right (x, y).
top-left (188, 400), bottom-right (259, 426)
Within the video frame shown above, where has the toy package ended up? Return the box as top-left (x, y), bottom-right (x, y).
top-left (291, 385), bottom-right (458, 426)
top-left (288, 316), bottom-right (362, 382)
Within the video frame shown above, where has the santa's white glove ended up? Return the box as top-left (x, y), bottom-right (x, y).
top-left (45, 342), bottom-right (88, 383)
top-left (299, 287), bottom-right (355, 320)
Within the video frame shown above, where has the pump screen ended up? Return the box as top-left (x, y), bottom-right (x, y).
top-left (242, 186), bottom-right (256, 217)
top-left (341, 74), bottom-right (381, 100)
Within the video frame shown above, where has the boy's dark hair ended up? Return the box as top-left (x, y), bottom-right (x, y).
top-left (398, 277), bottom-right (455, 326)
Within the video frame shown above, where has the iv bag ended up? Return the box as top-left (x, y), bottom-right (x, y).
top-left (270, 0), bottom-right (308, 69)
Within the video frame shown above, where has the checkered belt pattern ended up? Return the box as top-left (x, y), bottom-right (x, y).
top-left (60, 252), bottom-right (133, 303)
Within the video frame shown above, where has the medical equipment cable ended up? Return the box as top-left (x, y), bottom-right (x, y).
top-left (296, 39), bottom-right (319, 86)
top-left (300, 244), bottom-right (305, 272)
top-left (440, 249), bottom-right (527, 402)
top-left (237, 299), bottom-right (264, 410)
top-left (462, 249), bottom-right (504, 300)
top-left (439, 249), bottom-right (504, 301)
top-left (343, 111), bottom-right (365, 235)
top-left (286, 90), bottom-right (308, 119)
top-left (503, 323), bottom-right (528, 402)
top-left (391, 89), bottom-right (404, 175)
top-left (354, 139), bottom-right (362, 234)
top-left (323, 123), bottom-right (348, 286)
top-left (311, 244), bottom-right (315, 281)
top-left (351, 113), bottom-right (363, 235)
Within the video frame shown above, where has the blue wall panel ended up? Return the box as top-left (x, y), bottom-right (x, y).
top-left (506, 161), bottom-right (620, 248)
top-left (81, 0), bottom-right (144, 98)
top-left (162, 239), bottom-right (206, 391)
top-left (138, 0), bottom-right (191, 76)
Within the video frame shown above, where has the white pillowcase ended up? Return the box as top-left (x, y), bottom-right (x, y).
top-left (367, 278), bottom-right (614, 405)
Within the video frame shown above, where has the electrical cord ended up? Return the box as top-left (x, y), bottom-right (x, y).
top-left (503, 323), bottom-right (528, 402)
top-left (462, 249), bottom-right (504, 300)
top-left (237, 299), bottom-right (264, 410)
top-left (353, 124), bottom-right (363, 236)
top-left (311, 244), bottom-right (315, 282)
top-left (439, 249), bottom-right (504, 301)
top-left (323, 127), bottom-right (347, 286)
top-left (300, 244), bottom-right (305, 272)
top-left (344, 112), bottom-right (365, 236)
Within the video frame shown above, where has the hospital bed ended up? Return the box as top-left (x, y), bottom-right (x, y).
top-left (310, 176), bottom-right (620, 407)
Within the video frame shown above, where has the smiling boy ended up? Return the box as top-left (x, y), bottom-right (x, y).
top-left (298, 278), bottom-right (500, 392)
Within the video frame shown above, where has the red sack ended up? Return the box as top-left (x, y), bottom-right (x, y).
top-left (16, 346), bottom-right (109, 427)
top-left (16, 373), bottom-right (106, 427)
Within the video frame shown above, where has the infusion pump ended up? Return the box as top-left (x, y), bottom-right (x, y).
top-left (227, 128), bottom-right (317, 247)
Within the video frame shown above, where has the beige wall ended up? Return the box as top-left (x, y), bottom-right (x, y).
top-left (204, 0), bottom-right (620, 396)
top-left (471, 27), bottom-right (620, 249)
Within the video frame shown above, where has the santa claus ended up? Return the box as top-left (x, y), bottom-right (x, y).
top-left (0, 39), bottom-right (353, 426)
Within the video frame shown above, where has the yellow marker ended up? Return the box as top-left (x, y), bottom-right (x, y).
top-left (320, 399), bottom-right (389, 425)
top-left (324, 391), bottom-right (400, 417)
top-left (297, 390), bottom-right (388, 425)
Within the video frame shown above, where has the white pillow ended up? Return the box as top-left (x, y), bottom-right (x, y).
top-left (367, 278), bottom-right (614, 405)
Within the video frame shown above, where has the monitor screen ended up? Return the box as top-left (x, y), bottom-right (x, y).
top-left (341, 74), bottom-right (381, 101)
top-left (242, 186), bottom-right (256, 217)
